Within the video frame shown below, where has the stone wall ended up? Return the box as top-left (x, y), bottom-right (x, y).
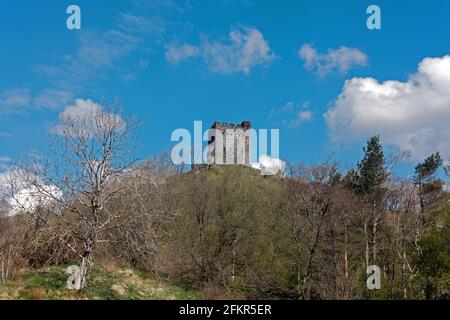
top-left (208, 121), bottom-right (252, 165)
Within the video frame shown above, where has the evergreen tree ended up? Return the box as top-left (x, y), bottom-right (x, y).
top-left (414, 152), bottom-right (443, 231)
top-left (345, 135), bottom-right (389, 265)
top-left (343, 168), bottom-right (360, 193)
top-left (357, 135), bottom-right (389, 199)
top-left (414, 152), bottom-right (443, 189)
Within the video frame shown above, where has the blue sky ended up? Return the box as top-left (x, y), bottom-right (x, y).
top-left (1, 0), bottom-right (449, 176)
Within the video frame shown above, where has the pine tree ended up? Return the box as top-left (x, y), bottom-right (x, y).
top-left (358, 135), bottom-right (389, 199)
top-left (343, 168), bottom-right (360, 193)
top-left (346, 135), bottom-right (389, 265)
top-left (414, 152), bottom-right (443, 232)
top-left (414, 152), bottom-right (442, 188)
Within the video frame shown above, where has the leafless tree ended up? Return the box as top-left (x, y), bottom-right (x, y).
top-left (7, 101), bottom-right (138, 289)
top-left (104, 155), bottom-right (182, 272)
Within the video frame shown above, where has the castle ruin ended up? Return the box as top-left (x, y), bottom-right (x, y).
top-left (208, 121), bottom-right (252, 166)
top-left (191, 121), bottom-right (253, 172)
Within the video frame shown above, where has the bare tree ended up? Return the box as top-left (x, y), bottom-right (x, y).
top-left (105, 155), bottom-right (182, 272)
top-left (8, 101), bottom-right (138, 289)
top-left (285, 163), bottom-right (341, 299)
top-left (0, 199), bottom-right (28, 283)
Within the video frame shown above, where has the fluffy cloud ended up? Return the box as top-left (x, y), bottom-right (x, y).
top-left (8, 184), bottom-right (62, 215)
top-left (166, 26), bottom-right (276, 74)
top-left (325, 55), bottom-right (450, 160)
top-left (59, 99), bottom-right (103, 120)
top-left (53, 99), bottom-right (125, 137)
top-left (252, 155), bottom-right (286, 176)
top-left (0, 170), bottom-right (62, 216)
top-left (299, 44), bottom-right (368, 77)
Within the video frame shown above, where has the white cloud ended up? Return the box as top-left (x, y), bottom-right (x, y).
top-left (269, 101), bottom-right (295, 117)
top-left (270, 101), bottom-right (313, 128)
top-left (292, 110), bottom-right (313, 127)
top-left (299, 43), bottom-right (368, 77)
top-left (118, 13), bottom-right (166, 35)
top-left (166, 26), bottom-right (276, 74)
top-left (14, 29), bottom-right (142, 112)
top-left (0, 89), bottom-right (31, 113)
top-left (59, 98), bottom-right (101, 118)
top-left (0, 172), bottom-right (9, 200)
top-left (53, 99), bottom-right (125, 137)
top-left (0, 88), bottom-right (73, 113)
top-left (3, 1), bottom-right (190, 114)
top-left (252, 155), bottom-right (286, 176)
top-left (3, 29), bottom-right (139, 112)
top-left (8, 184), bottom-right (62, 215)
top-left (165, 44), bottom-right (201, 64)
top-left (33, 89), bottom-right (74, 110)
top-left (0, 170), bottom-right (62, 216)
top-left (325, 55), bottom-right (450, 160)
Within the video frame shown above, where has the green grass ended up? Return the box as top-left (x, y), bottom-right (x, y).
top-left (0, 265), bottom-right (199, 300)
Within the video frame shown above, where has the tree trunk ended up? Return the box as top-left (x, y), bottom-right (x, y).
top-left (401, 252), bottom-right (407, 299)
top-left (77, 248), bottom-right (91, 290)
top-left (1, 253), bottom-right (4, 283)
top-left (296, 242), bottom-right (302, 294)
top-left (371, 207), bottom-right (378, 264)
top-left (364, 220), bottom-right (370, 268)
top-left (401, 235), bottom-right (408, 299)
top-left (344, 225), bottom-right (349, 281)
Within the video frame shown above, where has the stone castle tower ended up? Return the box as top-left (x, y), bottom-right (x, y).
top-left (191, 121), bottom-right (252, 172)
top-left (207, 121), bottom-right (252, 166)
top-left (208, 121), bottom-right (251, 165)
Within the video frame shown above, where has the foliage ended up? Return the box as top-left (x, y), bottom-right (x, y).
top-left (1, 134), bottom-right (450, 300)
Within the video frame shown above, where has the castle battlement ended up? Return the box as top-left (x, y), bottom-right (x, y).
top-left (211, 121), bottom-right (251, 130)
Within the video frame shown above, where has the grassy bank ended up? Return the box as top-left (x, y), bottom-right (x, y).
top-left (0, 265), bottom-right (199, 300)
